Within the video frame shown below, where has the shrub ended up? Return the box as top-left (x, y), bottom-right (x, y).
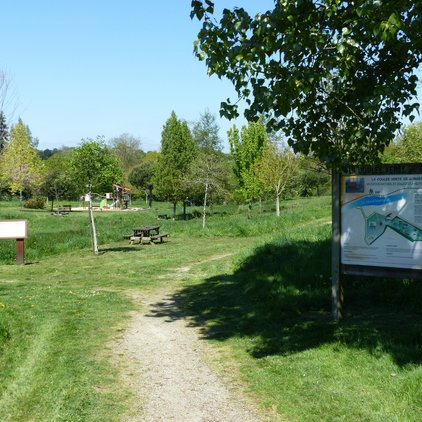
top-left (23, 197), bottom-right (46, 209)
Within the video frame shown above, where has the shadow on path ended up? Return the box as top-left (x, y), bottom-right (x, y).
top-left (148, 238), bottom-right (422, 367)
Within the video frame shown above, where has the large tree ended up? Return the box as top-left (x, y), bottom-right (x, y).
top-left (0, 119), bottom-right (44, 204)
top-left (153, 111), bottom-right (197, 218)
top-left (191, 1), bottom-right (421, 169)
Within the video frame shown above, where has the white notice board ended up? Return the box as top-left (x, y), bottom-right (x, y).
top-left (341, 174), bottom-right (422, 270)
top-left (0, 220), bottom-right (28, 239)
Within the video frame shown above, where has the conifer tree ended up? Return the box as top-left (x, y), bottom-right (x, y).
top-left (154, 111), bottom-right (196, 218)
top-left (0, 111), bottom-right (8, 152)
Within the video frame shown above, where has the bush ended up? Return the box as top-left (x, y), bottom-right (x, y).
top-left (23, 197), bottom-right (46, 209)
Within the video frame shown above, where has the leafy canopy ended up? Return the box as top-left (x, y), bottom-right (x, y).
top-left (191, 0), bottom-right (422, 169)
top-left (228, 119), bottom-right (268, 202)
top-left (69, 137), bottom-right (123, 194)
top-left (0, 119), bottom-right (43, 195)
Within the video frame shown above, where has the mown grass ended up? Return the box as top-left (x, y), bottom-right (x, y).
top-left (1, 196), bottom-right (421, 421)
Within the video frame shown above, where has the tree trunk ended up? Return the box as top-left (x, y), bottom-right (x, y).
top-left (183, 199), bottom-right (187, 220)
top-left (202, 183), bottom-right (208, 229)
top-left (148, 189), bottom-right (153, 208)
top-left (276, 193), bottom-right (280, 217)
top-left (19, 189), bottom-right (23, 208)
top-left (173, 202), bottom-right (177, 219)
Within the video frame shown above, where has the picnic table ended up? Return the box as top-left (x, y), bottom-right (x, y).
top-left (124, 225), bottom-right (168, 244)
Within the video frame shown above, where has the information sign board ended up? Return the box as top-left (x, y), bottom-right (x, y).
top-left (341, 169), bottom-right (422, 270)
top-left (0, 220), bottom-right (28, 239)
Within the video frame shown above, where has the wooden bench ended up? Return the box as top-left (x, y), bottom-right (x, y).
top-left (52, 205), bottom-right (72, 216)
top-left (150, 233), bottom-right (169, 243)
top-left (129, 236), bottom-right (154, 245)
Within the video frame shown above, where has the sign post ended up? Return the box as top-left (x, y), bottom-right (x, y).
top-left (0, 220), bottom-right (28, 265)
top-left (332, 171), bottom-right (343, 321)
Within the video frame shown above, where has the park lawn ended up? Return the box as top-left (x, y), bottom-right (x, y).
top-left (0, 196), bottom-right (421, 421)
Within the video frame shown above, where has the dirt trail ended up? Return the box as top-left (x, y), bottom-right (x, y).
top-left (115, 257), bottom-right (261, 422)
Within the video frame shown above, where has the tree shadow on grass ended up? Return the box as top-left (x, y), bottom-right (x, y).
top-left (149, 238), bottom-right (422, 367)
top-left (99, 246), bottom-right (141, 254)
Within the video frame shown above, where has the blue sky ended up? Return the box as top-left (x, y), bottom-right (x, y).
top-left (1, 1), bottom-right (420, 152)
top-left (1, 1), bottom-right (273, 152)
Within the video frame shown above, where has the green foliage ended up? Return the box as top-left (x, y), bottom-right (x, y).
top-left (382, 120), bottom-right (422, 164)
top-left (23, 197), bottom-right (46, 209)
top-left (40, 149), bottom-right (77, 200)
top-left (153, 111), bottom-right (197, 207)
top-left (109, 133), bottom-right (143, 183)
top-left (228, 119), bottom-right (268, 203)
top-left (0, 119), bottom-right (44, 198)
top-left (128, 160), bottom-right (154, 191)
top-left (297, 154), bottom-right (331, 196)
top-left (69, 137), bottom-right (123, 194)
top-left (192, 109), bottom-right (222, 151)
top-left (256, 142), bottom-right (299, 216)
top-left (191, 1), bottom-right (422, 169)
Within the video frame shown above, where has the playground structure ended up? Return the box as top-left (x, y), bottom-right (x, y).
top-left (83, 184), bottom-right (132, 210)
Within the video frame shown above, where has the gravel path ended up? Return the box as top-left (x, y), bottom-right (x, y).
top-left (116, 284), bottom-right (260, 422)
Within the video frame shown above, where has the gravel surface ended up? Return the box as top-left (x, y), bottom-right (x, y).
top-left (116, 286), bottom-right (261, 422)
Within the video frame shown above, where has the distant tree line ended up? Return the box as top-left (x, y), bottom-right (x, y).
top-left (2, 109), bottom-right (419, 220)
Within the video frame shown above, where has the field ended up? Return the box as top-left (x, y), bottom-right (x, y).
top-left (0, 197), bottom-right (421, 421)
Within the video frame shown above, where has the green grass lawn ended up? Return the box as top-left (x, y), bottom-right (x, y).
top-left (0, 196), bottom-right (421, 421)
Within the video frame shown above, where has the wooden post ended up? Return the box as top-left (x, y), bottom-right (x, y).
top-left (16, 238), bottom-right (25, 265)
top-left (331, 170), bottom-right (343, 321)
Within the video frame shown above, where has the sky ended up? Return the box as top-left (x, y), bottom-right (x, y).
top-left (1, 1), bottom-right (420, 153)
top-left (0, 0), bottom-right (274, 152)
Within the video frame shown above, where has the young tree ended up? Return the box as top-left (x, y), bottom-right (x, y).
top-left (69, 137), bottom-right (123, 194)
top-left (192, 109), bottom-right (222, 151)
top-left (0, 119), bottom-right (44, 205)
top-left (154, 111), bottom-right (197, 218)
top-left (191, 1), bottom-right (421, 169)
top-left (256, 143), bottom-right (299, 217)
top-left (188, 149), bottom-right (231, 228)
top-left (228, 119), bottom-right (268, 213)
top-left (70, 137), bottom-right (123, 255)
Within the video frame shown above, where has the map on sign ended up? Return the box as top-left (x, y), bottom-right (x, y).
top-left (341, 174), bottom-right (422, 270)
top-left (363, 210), bottom-right (422, 245)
